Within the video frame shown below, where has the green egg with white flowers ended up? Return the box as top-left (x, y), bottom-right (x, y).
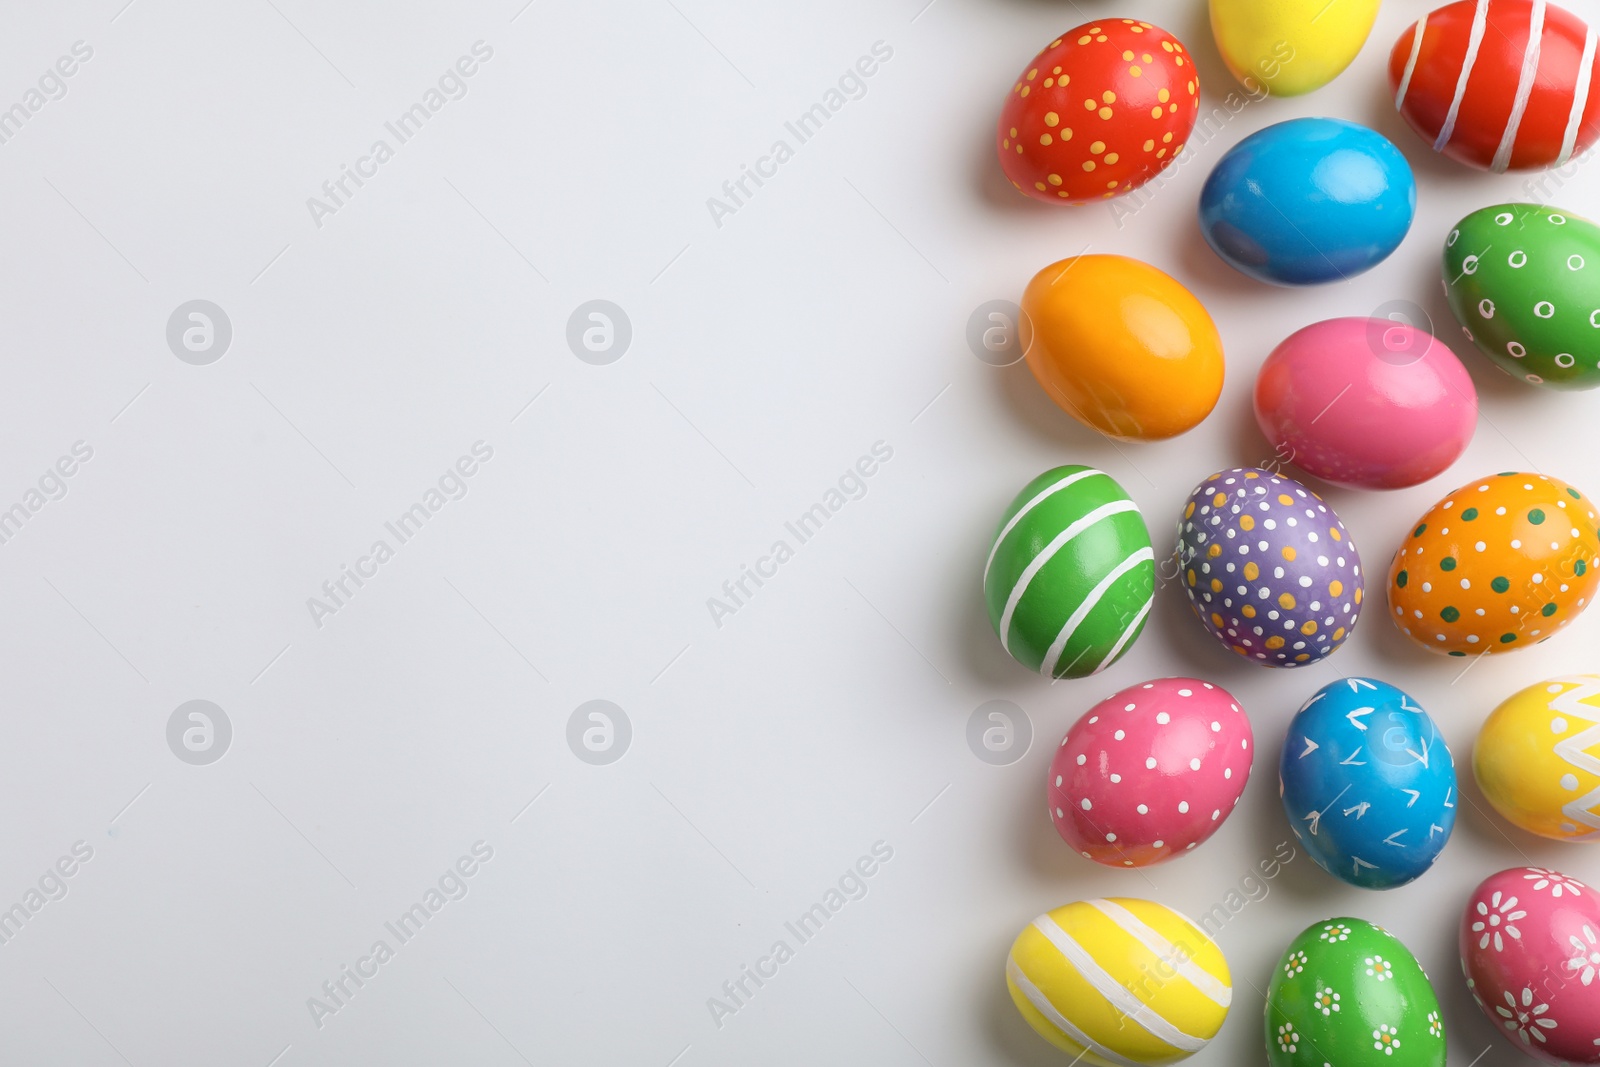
top-left (1442, 203), bottom-right (1600, 389)
top-left (1265, 916), bottom-right (1445, 1067)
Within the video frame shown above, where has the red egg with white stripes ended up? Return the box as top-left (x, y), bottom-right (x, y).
top-left (1048, 678), bottom-right (1253, 867)
top-left (1388, 0), bottom-right (1600, 171)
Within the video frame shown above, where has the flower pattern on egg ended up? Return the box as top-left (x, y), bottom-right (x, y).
top-left (1496, 987), bottom-right (1557, 1045)
top-left (1524, 867), bottom-right (1586, 897)
top-left (1565, 925), bottom-right (1600, 986)
top-left (1472, 890), bottom-right (1526, 951)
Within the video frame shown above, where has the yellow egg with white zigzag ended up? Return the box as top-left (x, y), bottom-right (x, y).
top-left (1006, 898), bottom-right (1231, 1065)
top-left (1475, 676), bottom-right (1600, 842)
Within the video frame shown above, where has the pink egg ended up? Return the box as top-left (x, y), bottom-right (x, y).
top-left (1253, 317), bottom-right (1477, 490)
top-left (1460, 866), bottom-right (1600, 1065)
top-left (1047, 677), bottom-right (1253, 867)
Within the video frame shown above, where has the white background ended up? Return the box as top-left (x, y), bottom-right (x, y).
top-left (1, 0), bottom-right (1598, 1064)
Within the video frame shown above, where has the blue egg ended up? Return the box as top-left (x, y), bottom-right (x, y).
top-left (1198, 117), bottom-right (1416, 286)
top-left (1279, 677), bottom-right (1455, 889)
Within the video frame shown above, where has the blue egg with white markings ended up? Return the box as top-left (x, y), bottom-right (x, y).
top-left (1279, 677), bottom-right (1456, 890)
top-left (1198, 117), bottom-right (1416, 286)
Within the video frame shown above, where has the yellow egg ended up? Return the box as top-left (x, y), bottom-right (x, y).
top-left (1208, 0), bottom-right (1379, 96)
top-left (1475, 676), bottom-right (1600, 842)
top-left (1006, 898), bottom-right (1231, 1064)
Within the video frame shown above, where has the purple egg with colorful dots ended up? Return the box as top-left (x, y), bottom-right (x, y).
top-left (1177, 467), bottom-right (1364, 667)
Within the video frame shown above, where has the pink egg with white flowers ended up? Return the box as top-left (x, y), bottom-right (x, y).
top-left (1460, 866), bottom-right (1600, 1065)
top-left (1254, 317), bottom-right (1477, 490)
top-left (1048, 677), bottom-right (1253, 867)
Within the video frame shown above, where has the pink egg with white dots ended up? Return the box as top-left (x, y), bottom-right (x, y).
top-left (1048, 677), bottom-right (1253, 867)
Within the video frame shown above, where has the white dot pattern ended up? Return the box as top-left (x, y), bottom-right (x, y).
top-left (1047, 677), bottom-right (1254, 867)
top-left (1178, 468), bottom-right (1363, 666)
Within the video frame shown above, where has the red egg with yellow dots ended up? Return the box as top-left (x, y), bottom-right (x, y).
top-left (997, 19), bottom-right (1201, 203)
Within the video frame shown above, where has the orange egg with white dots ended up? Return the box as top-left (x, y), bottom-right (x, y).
top-left (996, 19), bottom-right (1200, 204)
top-left (1387, 472), bottom-right (1600, 657)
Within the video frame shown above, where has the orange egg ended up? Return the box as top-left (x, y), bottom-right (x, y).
top-left (1387, 472), bottom-right (1600, 656)
top-left (1020, 254), bottom-right (1224, 440)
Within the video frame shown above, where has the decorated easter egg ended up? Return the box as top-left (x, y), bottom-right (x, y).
top-left (1021, 254), bottom-right (1225, 440)
top-left (1176, 468), bottom-right (1363, 667)
top-left (1390, 0), bottom-right (1600, 172)
top-left (1198, 118), bottom-right (1416, 285)
top-left (1442, 202), bottom-right (1600, 389)
top-left (1280, 678), bottom-right (1457, 889)
top-left (1210, 0), bottom-right (1379, 96)
top-left (1048, 678), bottom-right (1252, 867)
top-left (1007, 898), bottom-right (1231, 1063)
top-left (1266, 917), bottom-right (1446, 1067)
top-left (1460, 866), bottom-right (1600, 1064)
top-left (997, 19), bottom-right (1200, 204)
top-left (1254, 317), bottom-right (1478, 490)
top-left (1475, 676), bottom-right (1600, 841)
top-left (985, 466), bottom-right (1154, 678)
top-left (1387, 472), bottom-right (1600, 656)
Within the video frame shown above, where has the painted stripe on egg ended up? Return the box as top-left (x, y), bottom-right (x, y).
top-left (1553, 677), bottom-right (1600, 834)
top-left (1086, 899), bottom-right (1233, 1007)
top-left (999, 499), bottom-right (1139, 652)
top-left (1491, 0), bottom-right (1546, 172)
top-left (1038, 547), bottom-right (1154, 677)
top-left (982, 466), bottom-right (1105, 587)
top-left (1091, 597), bottom-right (1152, 676)
top-left (985, 465), bottom-right (1154, 678)
top-left (1435, 0), bottom-right (1491, 151)
top-left (1032, 913), bottom-right (1208, 1052)
top-left (1560, 25), bottom-right (1598, 164)
top-left (1005, 958), bottom-right (1143, 1067)
top-left (1395, 13), bottom-right (1429, 108)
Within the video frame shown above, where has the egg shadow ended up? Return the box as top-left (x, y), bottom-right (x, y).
top-left (1361, 617), bottom-right (1461, 679)
top-left (1224, 399), bottom-right (1275, 470)
top-left (982, 971), bottom-right (1078, 1067)
top-left (1006, 710), bottom-right (1231, 893)
top-left (1177, 0), bottom-right (1234, 97)
top-left (1144, 573), bottom-right (1260, 683)
top-left (972, 125), bottom-right (1067, 218)
top-left (1359, 69), bottom-right (1499, 195)
top-left (1408, 241), bottom-right (1548, 413)
top-left (949, 527), bottom-right (1041, 691)
top-left (1449, 750), bottom-right (1573, 873)
top-left (1178, 212), bottom-right (1279, 304)
top-left (1219, 688), bottom-right (1360, 910)
top-left (987, 0), bottom-right (1119, 11)
top-left (1009, 737), bottom-right (1118, 883)
top-left (991, 358), bottom-right (1132, 455)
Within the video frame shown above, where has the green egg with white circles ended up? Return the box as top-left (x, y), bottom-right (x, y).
top-left (1443, 203), bottom-right (1600, 390)
top-left (1265, 917), bottom-right (1445, 1067)
top-left (983, 465), bottom-right (1154, 679)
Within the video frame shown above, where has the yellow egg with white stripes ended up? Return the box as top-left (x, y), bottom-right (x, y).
top-left (1006, 898), bottom-right (1231, 1065)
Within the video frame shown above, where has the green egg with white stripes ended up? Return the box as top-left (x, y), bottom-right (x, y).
top-left (984, 465), bottom-right (1155, 679)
